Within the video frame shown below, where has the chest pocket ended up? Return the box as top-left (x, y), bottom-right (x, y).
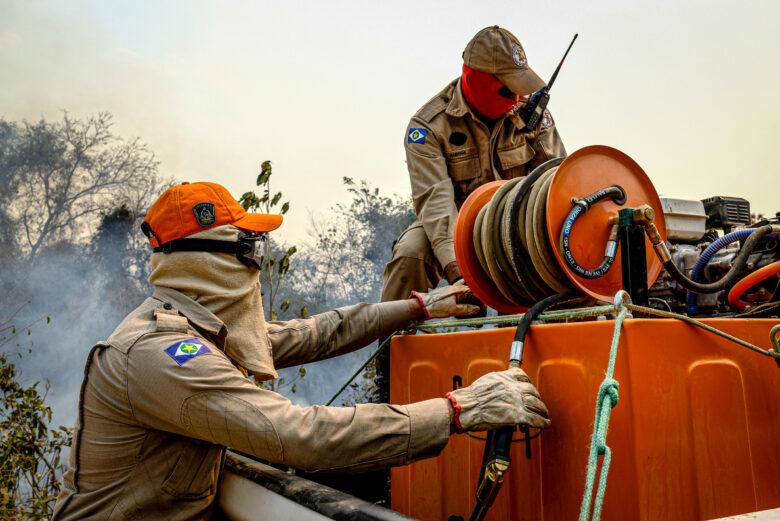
top-left (447, 149), bottom-right (480, 183)
top-left (161, 438), bottom-right (223, 499)
top-left (497, 142), bottom-right (535, 178)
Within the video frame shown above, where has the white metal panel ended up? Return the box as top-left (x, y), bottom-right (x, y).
top-left (218, 471), bottom-right (331, 521)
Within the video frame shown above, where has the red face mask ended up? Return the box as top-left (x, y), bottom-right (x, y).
top-left (461, 64), bottom-right (519, 120)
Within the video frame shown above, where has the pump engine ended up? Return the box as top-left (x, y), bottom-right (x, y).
top-left (650, 196), bottom-right (779, 316)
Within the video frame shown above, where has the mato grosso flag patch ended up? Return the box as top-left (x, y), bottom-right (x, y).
top-left (165, 338), bottom-right (212, 366)
top-left (408, 128), bottom-right (427, 144)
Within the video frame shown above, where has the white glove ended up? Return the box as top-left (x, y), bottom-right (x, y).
top-left (446, 368), bottom-right (551, 432)
top-left (412, 279), bottom-right (480, 319)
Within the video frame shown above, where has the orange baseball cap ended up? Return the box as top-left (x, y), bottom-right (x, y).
top-left (141, 181), bottom-right (283, 248)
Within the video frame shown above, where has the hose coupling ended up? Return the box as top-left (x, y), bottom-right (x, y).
top-left (604, 224), bottom-right (620, 259)
top-left (643, 222), bottom-right (663, 245)
top-left (573, 198), bottom-right (590, 211)
top-left (642, 222), bottom-right (671, 263)
top-left (475, 458), bottom-right (510, 502)
top-left (509, 341), bottom-right (524, 365)
top-left (653, 242), bottom-right (672, 263)
top-left (632, 204), bottom-right (655, 225)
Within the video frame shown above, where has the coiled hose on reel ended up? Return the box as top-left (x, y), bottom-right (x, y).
top-left (458, 145), bottom-right (778, 521)
top-left (471, 157), bottom-right (632, 307)
top-left (471, 157), bottom-right (574, 306)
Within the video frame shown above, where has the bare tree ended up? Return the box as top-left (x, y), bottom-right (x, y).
top-left (294, 177), bottom-right (415, 309)
top-left (1, 113), bottom-right (163, 262)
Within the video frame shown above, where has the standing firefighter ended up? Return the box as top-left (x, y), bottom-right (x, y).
top-left (51, 181), bottom-right (550, 520)
top-left (380, 25), bottom-right (567, 302)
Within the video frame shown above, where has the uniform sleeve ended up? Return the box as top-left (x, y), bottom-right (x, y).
top-left (125, 333), bottom-right (451, 472)
top-left (405, 121), bottom-right (459, 269)
top-left (528, 109), bottom-right (567, 171)
top-left (267, 300), bottom-right (413, 369)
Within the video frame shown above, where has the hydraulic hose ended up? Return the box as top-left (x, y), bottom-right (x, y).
top-left (649, 224), bottom-right (780, 295)
top-left (686, 229), bottom-right (755, 313)
top-left (559, 186), bottom-right (625, 279)
top-left (509, 290), bottom-right (585, 366)
top-left (469, 291), bottom-right (582, 521)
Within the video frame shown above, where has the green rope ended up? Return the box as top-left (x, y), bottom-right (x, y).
top-left (322, 300), bottom-right (777, 520)
top-left (578, 305), bottom-right (627, 521)
top-left (623, 303), bottom-right (779, 359)
top-left (323, 300), bottom-right (777, 518)
top-left (770, 324), bottom-right (780, 368)
top-left (325, 333), bottom-right (398, 406)
top-left (411, 303), bottom-right (779, 365)
top-left (411, 302), bottom-right (777, 519)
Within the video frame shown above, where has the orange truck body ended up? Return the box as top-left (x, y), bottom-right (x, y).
top-left (390, 318), bottom-right (780, 521)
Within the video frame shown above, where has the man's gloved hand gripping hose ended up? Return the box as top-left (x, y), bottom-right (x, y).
top-left (454, 291), bottom-right (580, 521)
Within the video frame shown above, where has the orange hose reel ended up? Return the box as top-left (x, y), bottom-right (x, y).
top-left (454, 145), bottom-right (667, 311)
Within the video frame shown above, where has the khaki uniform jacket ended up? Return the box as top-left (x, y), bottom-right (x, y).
top-left (52, 287), bottom-right (451, 520)
top-left (405, 78), bottom-right (566, 269)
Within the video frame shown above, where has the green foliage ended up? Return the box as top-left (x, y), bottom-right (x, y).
top-left (283, 177), bottom-right (414, 406)
top-left (0, 313), bottom-right (69, 519)
top-left (0, 113), bottom-right (169, 518)
top-left (238, 160), bottom-right (300, 321)
top-left (241, 161), bottom-right (307, 395)
top-left (255, 364), bottom-right (307, 395)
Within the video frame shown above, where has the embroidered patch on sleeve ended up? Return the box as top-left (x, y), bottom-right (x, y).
top-left (542, 109), bottom-right (553, 129)
top-left (408, 128), bottom-right (428, 144)
top-left (164, 338), bottom-right (212, 366)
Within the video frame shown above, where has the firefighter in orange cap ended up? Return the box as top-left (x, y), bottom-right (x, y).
top-left (52, 181), bottom-right (550, 520)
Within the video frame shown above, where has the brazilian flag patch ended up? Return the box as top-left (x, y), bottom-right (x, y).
top-left (164, 338), bottom-right (212, 366)
top-left (408, 128), bottom-right (427, 144)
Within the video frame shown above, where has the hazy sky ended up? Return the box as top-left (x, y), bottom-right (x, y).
top-left (1, 0), bottom-right (778, 244)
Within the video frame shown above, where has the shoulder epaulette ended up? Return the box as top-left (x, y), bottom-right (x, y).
top-left (416, 96), bottom-right (448, 123)
top-left (415, 80), bottom-right (457, 123)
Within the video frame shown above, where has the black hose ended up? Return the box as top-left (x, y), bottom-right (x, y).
top-left (662, 224), bottom-right (775, 294)
top-left (471, 291), bottom-right (582, 521)
top-left (559, 186), bottom-right (625, 279)
top-left (512, 291), bottom-right (584, 349)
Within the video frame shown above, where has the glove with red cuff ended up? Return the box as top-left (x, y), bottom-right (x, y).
top-left (410, 279), bottom-right (481, 319)
top-left (445, 368), bottom-right (551, 433)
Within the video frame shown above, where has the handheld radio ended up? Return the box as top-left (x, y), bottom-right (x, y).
top-left (519, 33), bottom-right (578, 131)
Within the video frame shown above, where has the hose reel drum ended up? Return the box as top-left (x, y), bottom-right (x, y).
top-left (453, 145), bottom-right (667, 311)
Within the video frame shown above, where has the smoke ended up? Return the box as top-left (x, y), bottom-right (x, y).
top-left (1, 177), bottom-right (412, 446)
top-left (2, 245), bottom-right (147, 430)
top-left (1, 237), bottom-right (381, 434)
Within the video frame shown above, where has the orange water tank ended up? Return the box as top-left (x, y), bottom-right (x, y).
top-left (389, 318), bottom-right (780, 521)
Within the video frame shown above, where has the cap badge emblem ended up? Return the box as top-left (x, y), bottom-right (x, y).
top-left (542, 109), bottom-right (553, 129)
top-left (193, 202), bottom-right (216, 227)
top-left (512, 45), bottom-right (527, 68)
